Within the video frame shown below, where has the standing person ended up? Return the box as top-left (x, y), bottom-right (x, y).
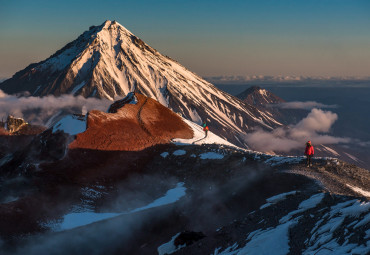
top-left (304, 141), bottom-right (314, 167)
top-left (203, 121), bottom-right (209, 138)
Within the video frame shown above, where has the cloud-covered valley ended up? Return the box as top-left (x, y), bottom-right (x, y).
top-left (244, 108), bottom-right (351, 152)
top-left (0, 90), bottom-right (112, 126)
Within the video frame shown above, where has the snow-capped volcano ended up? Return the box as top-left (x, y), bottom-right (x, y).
top-left (0, 20), bottom-right (283, 146)
top-left (236, 86), bottom-right (285, 106)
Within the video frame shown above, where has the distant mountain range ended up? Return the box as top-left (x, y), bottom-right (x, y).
top-left (205, 75), bottom-right (370, 85)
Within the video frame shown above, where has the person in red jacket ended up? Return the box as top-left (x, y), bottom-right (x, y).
top-left (304, 141), bottom-right (314, 167)
top-left (203, 121), bottom-right (209, 138)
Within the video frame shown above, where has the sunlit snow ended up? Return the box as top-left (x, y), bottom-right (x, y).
top-left (173, 118), bottom-right (238, 148)
top-left (346, 184), bottom-right (370, 198)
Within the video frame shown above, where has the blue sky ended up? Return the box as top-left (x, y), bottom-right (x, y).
top-left (1, 0), bottom-right (370, 78)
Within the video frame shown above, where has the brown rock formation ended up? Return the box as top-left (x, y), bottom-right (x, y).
top-left (69, 93), bottom-right (193, 151)
top-left (1, 116), bottom-right (45, 135)
top-left (6, 115), bottom-right (28, 133)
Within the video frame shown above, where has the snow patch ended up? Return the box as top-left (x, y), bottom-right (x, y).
top-left (267, 191), bottom-right (297, 203)
top-left (0, 154), bottom-right (13, 167)
top-left (157, 233), bottom-right (186, 255)
top-left (199, 152), bottom-right (224, 160)
top-left (264, 156), bottom-right (304, 167)
top-left (59, 212), bottom-right (120, 231)
top-left (2, 196), bottom-right (19, 203)
top-left (346, 184), bottom-right (370, 198)
top-left (50, 183), bottom-right (186, 231)
top-left (303, 199), bottom-right (370, 254)
top-left (131, 182), bottom-right (186, 213)
top-left (173, 150), bottom-right (186, 156)
top-left (215, 220), bottom-right (297, 255)
top-left (218, 194), bottom-right (370, 255)
top-left (173, 118), bottom-right (237, 148)
top-left (344, 152), bottom-right (361, 162)
top-left (160, 152), bottom-right (169, 158)
top-left (260, 191), bottom-right (297, 209)
top-left (71, 81), bottom-right (86, 95)
top-left (321, 145), bottom-right (340, 156)
top-left (52, 115), bottom-right (86, 135)
top-left (298, 193), bottom-right (325, 211)
top-left (188, 108), bottom-right (202, 124)
top-left (280, 193), bottom-right (325, 224)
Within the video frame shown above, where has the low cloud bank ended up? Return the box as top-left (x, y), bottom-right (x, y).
top-left (244, 108), bottom-right (351, 152)
top-left (0, 90), bottom-right (112, 126)
top-left (270, 101), bottom-right (337, 110)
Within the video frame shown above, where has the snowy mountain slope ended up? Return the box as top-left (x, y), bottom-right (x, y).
top-left (213, 193), bottom-right (369, 255)
top-left (172, 118), bottom-right (238, 148)
top-left (1, 140), bottom-right (369, 254)
top-left (0, 20), bottom-right (283, 146)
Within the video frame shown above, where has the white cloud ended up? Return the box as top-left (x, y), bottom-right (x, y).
top-left (271, 101), bottom-right (337, 110)
top-left (244, 108), bottom-right (351, 152)
top-left (0, 89), bottom-right (112, 125)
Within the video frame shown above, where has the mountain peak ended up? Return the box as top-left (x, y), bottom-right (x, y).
top-left (98, 19), bottom-right (131, 33)
top-left (102, 19), bottom-right (114, 28)
top-left (236, 86), bottom-right (285, 106)
top-left (0, 21), bottom-right (284, 147)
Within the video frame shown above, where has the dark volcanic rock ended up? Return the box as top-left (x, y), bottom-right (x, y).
top-left (0, 143), bottom-right (369, 254)
top-left (174, 231), bottom-right (206, 247)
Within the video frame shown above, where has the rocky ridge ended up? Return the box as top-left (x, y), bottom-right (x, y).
top-left (0, 141), bottom-right (368, 254)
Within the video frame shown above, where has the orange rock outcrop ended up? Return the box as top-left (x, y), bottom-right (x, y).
top-left (69, 93), bottom-right (193, 151)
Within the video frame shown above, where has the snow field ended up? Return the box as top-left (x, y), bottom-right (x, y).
top-left (304, 199), bottom-right (370, 254)
top-left (215, 192), bottom-right (370, 255)
top-left (172, 150), bottom-right (186, 156)
top-left (160, 152), bottom-right (169, 158)
top-left (214, 220), bottom-right (297, 255)
top-left (172, 118), bottom-right (238, 148)
top-left (52, 115), bottom-right (86, 135)
top-left (279, 193), bottom-right (325, 224)
top-left (199, 152), bottom-right (224, 160)
top-left (157, 233), bottom-right (186, 255)
top-left (47, 182), bottom-right (186, 231)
